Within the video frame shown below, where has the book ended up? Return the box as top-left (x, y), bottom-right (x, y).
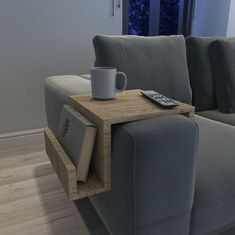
top-left (58, 105), bottom-right (97, 182)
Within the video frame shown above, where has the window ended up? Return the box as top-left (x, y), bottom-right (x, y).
top-left (128, 0), bottom-right (150, 36)
top-left (123, 0), bottom-right (194, 36)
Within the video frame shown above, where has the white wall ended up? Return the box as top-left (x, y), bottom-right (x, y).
top-left (191, 0), bottom-right (231, 37)
top-left (227, 0), bottom-right (235, 36)
top-left (0, 0), bottom-right (122, 134)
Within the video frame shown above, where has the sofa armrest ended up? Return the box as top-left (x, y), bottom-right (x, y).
top-left (45, 75), bottom-right (91, 137)
top-left (80, 74), bottom-right (91, 80)
top-left (90, 115), bottom-right (199, 235)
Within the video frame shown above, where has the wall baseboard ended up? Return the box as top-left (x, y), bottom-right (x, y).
top-left (0, 128), bottom-right (45, 150)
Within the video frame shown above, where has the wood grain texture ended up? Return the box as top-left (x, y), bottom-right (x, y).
top-left (68, 89), bottom-right (195, 198)
top-left (44, 128), bottom-right (106, 201)
top-left (0, 144), bottom-right (108, 235)
top-left (70, 89), bottom-right (195, 123)
top-left (44, 128), bottom-right (77, 199)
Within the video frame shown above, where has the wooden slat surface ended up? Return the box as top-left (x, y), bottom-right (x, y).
top-left (44, 128), bottom-right (106, 200)
top-left (70, 89), bottom-right (195, 123)
top-left (69, 89), bottom-right (195, 197)
top-left (45, 128), bottom-right (77, 199)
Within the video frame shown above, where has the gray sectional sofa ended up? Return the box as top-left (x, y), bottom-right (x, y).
top-left (187, 36), bottom-right (235, 126)
top-left (45, 35), bottom-right (235, 235)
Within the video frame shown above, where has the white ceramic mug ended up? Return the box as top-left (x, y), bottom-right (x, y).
top-left (90, 67), bottom-right (127, 100)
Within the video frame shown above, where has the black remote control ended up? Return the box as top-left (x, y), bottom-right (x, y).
top-left (141, 90), bottom-right (179, 108)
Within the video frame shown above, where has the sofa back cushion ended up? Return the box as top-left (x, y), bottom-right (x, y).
top-left (93, 35), bottom-right (192, 104)
top-left (210, 38), bottom-right (235, 113)
top-left (186, 36), bottom-right (216, 111)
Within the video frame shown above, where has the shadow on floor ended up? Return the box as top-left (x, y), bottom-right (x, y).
top-left (75, 198), bottom-right (109, 235)
top-left (34, 163), bottom-right (109, 235)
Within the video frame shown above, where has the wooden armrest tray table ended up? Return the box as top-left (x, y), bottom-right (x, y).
top-left (44, 89), bottom-right (195, 201)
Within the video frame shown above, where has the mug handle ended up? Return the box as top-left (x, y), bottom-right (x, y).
top-left (116, 71), bottom-right (127, 92)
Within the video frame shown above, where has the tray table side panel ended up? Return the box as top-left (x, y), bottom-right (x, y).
top-left (44, 128), bottom-right (78, 199)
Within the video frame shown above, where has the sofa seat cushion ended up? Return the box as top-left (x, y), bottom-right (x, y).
top-left (190, 116), bottom-right (235, 235)
top-left (93, 35), bottom-right (192, 104)
top-left (45, 75), bottom-right (91, 137)
top-left (197, 109), bottom-right (235, 127)
top-left (186, 37), bottom-right (217, 112)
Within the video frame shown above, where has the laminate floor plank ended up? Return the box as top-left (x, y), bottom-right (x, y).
top-left (0, 173), bottom-right (61, 204)
top-left (0, 144), bottom-right (45, 158)
top-left (0, 207), bottom-right (88, 235)
top-left (0, 151), bottom-right (47, 171)
top-left (0, 144), bottom-right (108, 235)
top-left (0, 162), bottom-right (54, 186)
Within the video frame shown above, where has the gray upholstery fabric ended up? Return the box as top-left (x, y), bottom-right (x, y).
top-left (186, 36), bottom-right (216, 111)
top-left (197, 109), bottom-right (235, 126)
top-left (45, 75), bottom-right (91, 137)
top-left (207, 223), bottom-right (235, 235)
top-left (44, 75), bottom-right (198, 234)
top-left (220, 227), bottom-right (235, 235)
top-left (190, 116), bottom-right (235, 235)
top-left (90, 115), bottom-right (199, 235)
top-left (210, 39), bottom-right (235, 113)
top-left (45, 33), bottom-right (235, 235)
top-left (93, 35), bottom-right (192, 104)
top-left (45, 75), bottom-right (235, 235)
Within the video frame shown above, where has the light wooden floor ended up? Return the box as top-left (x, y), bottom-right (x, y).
top-left (0, 144), bottom-right (108, 235)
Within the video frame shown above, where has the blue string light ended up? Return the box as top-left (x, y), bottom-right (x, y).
top-left (128, 0), bottom-right (181, 36)
top-left (159, 0), bottom-right (180, 35)
top-left (128, 0), bottom-right (150, 36)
